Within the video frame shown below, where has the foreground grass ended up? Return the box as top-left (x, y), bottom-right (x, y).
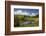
top-left (14, 15), bottom-right (39, 27)
top-left (19, 23), bottom-right (39, 27)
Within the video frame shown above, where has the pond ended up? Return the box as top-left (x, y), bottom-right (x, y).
top-left (21, 21), bottom-right (33, 24)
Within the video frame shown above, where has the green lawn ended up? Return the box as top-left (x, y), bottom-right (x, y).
top-left (14, 15), bottom-right (39, 27)
top-left (14, 23), bottom-right (39, 27)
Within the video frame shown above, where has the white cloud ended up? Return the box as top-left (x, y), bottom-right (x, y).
top-left (31, 13), bottom-right (36, 16)
top-left (14, 10), bottom-right (37, 16)
top-left (14, 10), bottom-right (29, 15)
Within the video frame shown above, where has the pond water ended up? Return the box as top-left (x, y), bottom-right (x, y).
top-left (22, 21), bottom-right (33, 24)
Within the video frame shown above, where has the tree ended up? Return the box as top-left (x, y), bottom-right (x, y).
top-left (14, 15), bottom-right (20, 27)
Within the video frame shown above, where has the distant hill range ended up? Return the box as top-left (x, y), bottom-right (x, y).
top-left (14, 13), bottom-right (39, 17)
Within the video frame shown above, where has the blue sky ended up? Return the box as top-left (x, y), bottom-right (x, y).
top-left (14, 8), bottom-right (39, 16)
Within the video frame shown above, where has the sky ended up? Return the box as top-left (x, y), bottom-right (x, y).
top-left (14, 8), bottom-right (39, 16)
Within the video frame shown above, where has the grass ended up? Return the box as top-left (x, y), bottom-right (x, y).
top-left (14, 23), bottom-right (39, 27)
top-left (14, 15), bottom-right (39, 27)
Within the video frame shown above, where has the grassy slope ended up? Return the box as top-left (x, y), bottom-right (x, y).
top-left (14, 15), bottom-right (39, 27)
